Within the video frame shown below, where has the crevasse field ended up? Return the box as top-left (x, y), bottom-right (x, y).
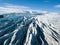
top-left (0, 12), bottom-right (60, 45)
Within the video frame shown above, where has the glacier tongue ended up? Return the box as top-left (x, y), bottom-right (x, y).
top-left (0, 14), bottom-right (60, 45)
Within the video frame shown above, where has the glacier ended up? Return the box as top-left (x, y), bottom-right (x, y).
top-left (0, 13), bottom-right (60, 45)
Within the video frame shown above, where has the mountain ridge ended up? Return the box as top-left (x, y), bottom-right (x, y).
top-left (0, 13), bottom-right (60, 45)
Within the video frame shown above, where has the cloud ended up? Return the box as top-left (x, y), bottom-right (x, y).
top-left (0, 3), bottom-right (59, 15)
top-left (54, 5), bottom-right (60, 8)
top-left (0, 3), bottom-right (48, 14)
top-left (0, 3), bottom-right (31, 14)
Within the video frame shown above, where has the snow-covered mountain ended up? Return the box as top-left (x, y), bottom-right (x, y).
top-left (0, 12), bottom-right (60, 45)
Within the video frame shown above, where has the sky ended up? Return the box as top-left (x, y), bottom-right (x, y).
top-left (0, 0), bottom-right (60, 13)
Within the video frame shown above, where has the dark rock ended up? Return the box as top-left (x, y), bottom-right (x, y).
top-left (0, 15), bottom-right (4, 18)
